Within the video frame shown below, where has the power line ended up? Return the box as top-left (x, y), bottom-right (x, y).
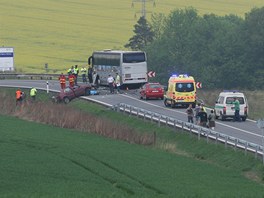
top-left (131, 0), bottom-right (156, 19)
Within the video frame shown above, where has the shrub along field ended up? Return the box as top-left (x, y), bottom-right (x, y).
top-left (1, 0), bottom-right (264, 73)
top-left (1, 87), bottom-right (264, 197)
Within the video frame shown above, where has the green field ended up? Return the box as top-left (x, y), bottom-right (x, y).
top-left (2, 115), bottom-right (264, 197)
top-left (1, 0), bottom-right (264, 73)
top-left (1, 88), bottom-right (264, 197)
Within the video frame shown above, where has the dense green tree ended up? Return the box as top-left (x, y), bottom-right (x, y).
top-left (145, 7), bottom-right (264, 89)
top-left (241, 7), bottom-right (264, 89)
top-left (127, 6), bottom-right (264, 89)
top-left (150, 13), bottom-right (166, 40)
top-left (124, 17), bottom-right (155, 50)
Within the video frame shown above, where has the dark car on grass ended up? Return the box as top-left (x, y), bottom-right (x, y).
top-left (139, 82), bottom-right (164, 100)
top-left (52, 84), bottom-right (93, 103)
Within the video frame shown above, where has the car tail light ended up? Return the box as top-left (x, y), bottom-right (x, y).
top-left (244, 106), bottom-right (248, 114)
top-left (223, 106), bottom-right (226, 115)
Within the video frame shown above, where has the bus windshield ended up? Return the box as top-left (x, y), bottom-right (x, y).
top-left (93, 53), bottom-right (120, 66)
top-left (176, 83), bottom-right (194, 92)
top-left (123, 52), bottom-right (146, 63)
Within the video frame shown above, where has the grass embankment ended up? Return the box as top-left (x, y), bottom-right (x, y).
top-left (1, 0), bottom-right (264, 73)
top-left (1, 88), bottom-right (264, 197)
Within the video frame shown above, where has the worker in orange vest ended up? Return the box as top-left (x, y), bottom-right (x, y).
top-left (16, 88), bottom-right (23, 105)
top-left (59, 73), bottom-right (66, 89)
top-left (68, 73), bottom-right (75, 87)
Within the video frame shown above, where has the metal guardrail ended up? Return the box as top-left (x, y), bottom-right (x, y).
top-left (0, 73), bottom-right (60, 80)
top-left (1, 74), bottom-right (263, 159)
top-left (112, 103), bottom-right (263, 159)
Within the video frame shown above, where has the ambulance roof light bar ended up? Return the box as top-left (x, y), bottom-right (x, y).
top-left (171, 74), bottom-right (189, 78)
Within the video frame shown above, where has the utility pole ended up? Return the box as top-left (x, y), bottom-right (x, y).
top-left (131, 0), bottom-right (156, 19)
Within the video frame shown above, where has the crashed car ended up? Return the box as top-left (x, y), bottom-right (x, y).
top-left (52, 84), bottom-right (95, 103)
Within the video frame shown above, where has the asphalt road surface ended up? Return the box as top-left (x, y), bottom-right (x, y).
top-left (0, 79), bottom-right (262, 147)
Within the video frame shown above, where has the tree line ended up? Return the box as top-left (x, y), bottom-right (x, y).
top-left (125, 7), bottom-right (264, 90)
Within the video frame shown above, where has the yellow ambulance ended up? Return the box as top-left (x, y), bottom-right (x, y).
top-left (164, 74), bottom-right (197, 108)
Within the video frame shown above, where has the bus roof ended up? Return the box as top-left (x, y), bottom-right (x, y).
top-left (93, 50), bottom-right (144, 54)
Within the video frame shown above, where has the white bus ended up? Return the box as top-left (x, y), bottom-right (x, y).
top-left (88, 50), bottom-right (148, 88)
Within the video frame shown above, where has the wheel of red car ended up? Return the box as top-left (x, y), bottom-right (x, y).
top-left (63, 97), bottom-right (70, 104)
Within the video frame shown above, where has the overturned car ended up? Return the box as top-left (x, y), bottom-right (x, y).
top-left (52, 84), bottom-right (98, 104)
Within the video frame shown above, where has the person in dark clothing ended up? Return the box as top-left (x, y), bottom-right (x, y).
top-left (232, 97), bottom-right (241, 122)
top-left (88, 67), bottom-right (93, 84)
top-left (93, 71), bottom-right (100, 88)
top-left (186, 104), bottom-right (194, 123)
top-left (74, 65), bottom-right (79, 85)
top-left (197, 108), bottom-right (208, 127)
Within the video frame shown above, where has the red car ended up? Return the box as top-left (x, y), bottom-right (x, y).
top-left (139, 82), bottom-right (164, 100)
top-left (52, 84), bottom-right (94, 103)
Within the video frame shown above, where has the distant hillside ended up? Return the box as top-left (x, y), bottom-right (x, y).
top-left (1, 0), bottom-right (264, 73)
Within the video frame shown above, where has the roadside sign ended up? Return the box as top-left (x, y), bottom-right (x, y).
top-left (0, 47), bottom-right (14, 71)
top-left (196, 82), bottom-right (202, 88)
top-left (148, 71), bottom-right (155, 78)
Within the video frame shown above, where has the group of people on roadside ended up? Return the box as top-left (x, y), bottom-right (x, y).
top-left (186, 97), bottom-right (242, 129)
top-left (58, 65), bottom-right (100, 89)
top-left (16, 87), bottom-right (37, 105)
top-left (186, 103), bottom-right (215, 130)
top-left (58, 65), bottom-right (122, 94)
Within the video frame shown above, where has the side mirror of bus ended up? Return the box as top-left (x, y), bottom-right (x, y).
top-left (163, 86), bottom-right (168, 91)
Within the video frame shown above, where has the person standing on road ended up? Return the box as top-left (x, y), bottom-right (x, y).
top-left (88, 66), bottom-right (93, 84)
top-left (197, 107), bottom-right (208, 127)
top-left (200, 103), bottom-right (206, 112)
top-left (93, 71), bottom-right (100, 88)
top-left (115, 73), bottom-right (121, 93)
top-left (81, 66), bottom-right (87, 83)
top-left (107, 74), bottom-right (114, 94)
top-left (194, 103), bottom-right (201, 124)
top-left (30, 87), bottom-right (37, 101)
top-left (186, 104), bottom-right (194, 123)
top-left (59, 73), bottom-right (66, 89)
top-left (68, 73), bottom-right (75, 87)
top-left (232, 97), bottom-right (241, 122)
top-left (68, 66), bottom-right (74, 75)
top-left (73, 65), bottom-right (79, 85)
top-left (208, 109), bottom-right (216, 130)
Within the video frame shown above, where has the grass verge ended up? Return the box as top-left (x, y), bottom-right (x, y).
top-left (1, 87), bottom-right (264, 197)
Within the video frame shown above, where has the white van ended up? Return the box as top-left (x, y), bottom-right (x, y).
top-left (214, 91), bottom-right (248, 121)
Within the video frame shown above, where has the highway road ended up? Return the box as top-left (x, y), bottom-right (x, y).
top-left (0, 79), bottom-right (262, 147)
